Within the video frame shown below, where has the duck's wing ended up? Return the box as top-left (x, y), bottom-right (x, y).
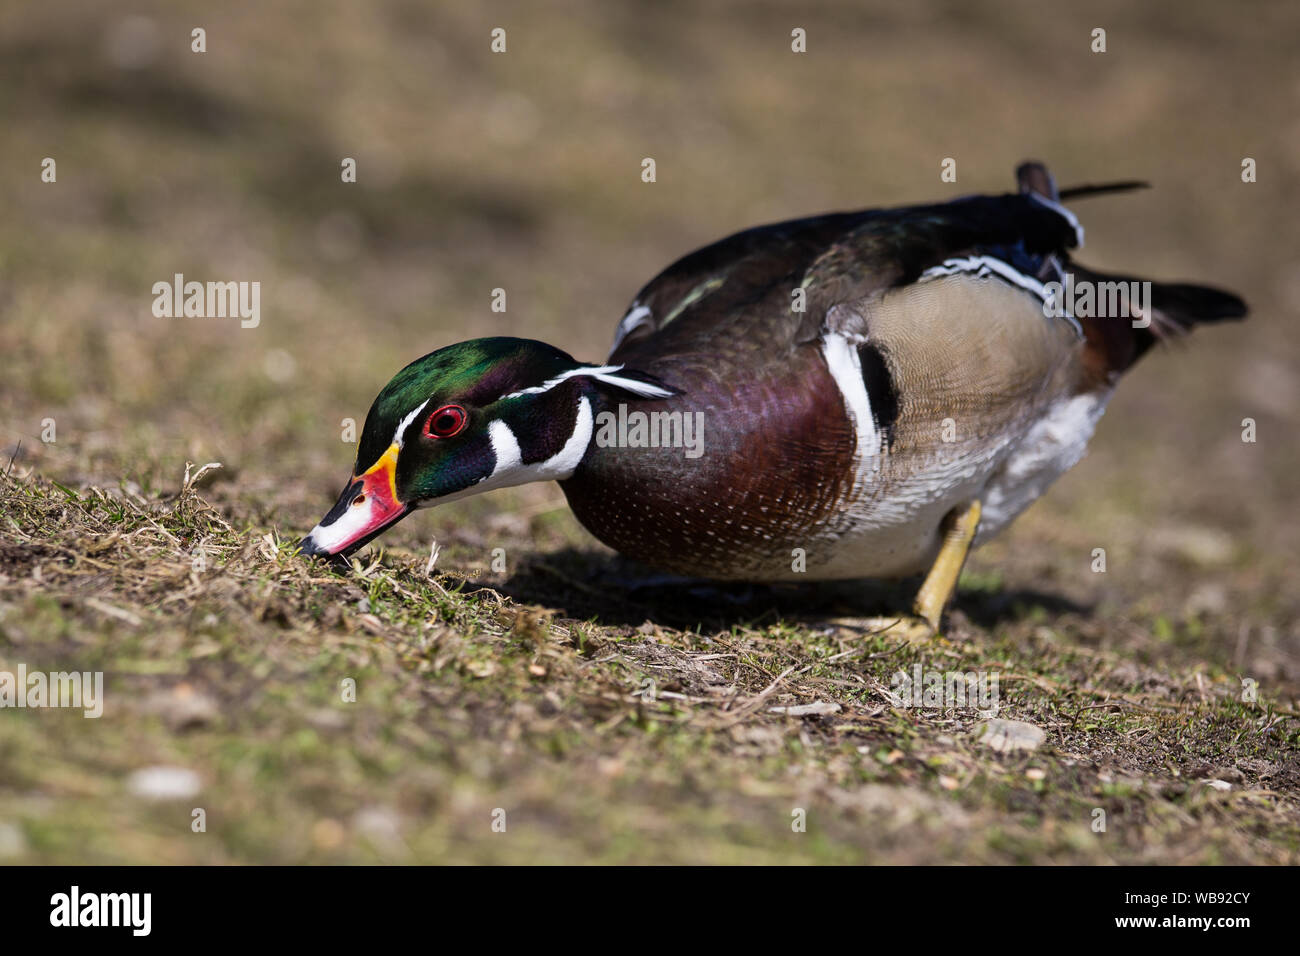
top-left (607, 186), bottom-right (1082, 368)
top-left (608, 163), bottom-right (1243, 432)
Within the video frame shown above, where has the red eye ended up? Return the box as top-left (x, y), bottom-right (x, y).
top-left (424, 404), bottom-right (468, 439)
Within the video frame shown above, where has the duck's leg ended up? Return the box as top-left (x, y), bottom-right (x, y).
top-left (913, 500), bottom-right (982, 631)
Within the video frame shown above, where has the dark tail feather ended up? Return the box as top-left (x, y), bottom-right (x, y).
top-left (1058, 180), bottom-right (1150, 200)
top-left (1146, 281), bottom-right (1248, 330)
top-left (1069, 262), bottom-right (1248, 335)
top-left (1015, 161), bottom-right (1248, 380)
top-left (1066, 261), bottom-right (1249, 380)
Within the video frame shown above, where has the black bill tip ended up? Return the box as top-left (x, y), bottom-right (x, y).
top-left (297, 534), bottom-right (329, 557)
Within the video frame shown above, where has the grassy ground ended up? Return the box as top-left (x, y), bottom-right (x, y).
top-left (2, 0), bottom-right (1298, 863)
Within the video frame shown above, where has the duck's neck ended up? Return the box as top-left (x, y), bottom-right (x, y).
top-left (492, 374), bottom-right (680, 488)
top-left (490, 378), bottom-right (598, 485)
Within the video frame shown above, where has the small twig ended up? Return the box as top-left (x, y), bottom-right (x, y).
top-left (84, 597), bottom-right (144, 628)
top-left (181, 461), bottom-right (223, 496)
top-left (4, 440), bottom-right (21, 478)
top-left (717, 664), bottom-right (800, 727)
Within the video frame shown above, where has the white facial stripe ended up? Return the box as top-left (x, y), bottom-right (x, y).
top-left (920, 255), bottom-right (1083, 337)
top-left (821, 332), bottom-right (879, 466)
top-left (502, 365), bottom-right (673, 400)
top-left (504, 366), bottom-right (612, 399)
top-left (392, 399), bottom-right (431, 449)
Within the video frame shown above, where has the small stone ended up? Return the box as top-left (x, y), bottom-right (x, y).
top-left (353, 806), bottom-right (403, 853)
top-left (1153, 527), bottom-right (1235, 568)
top-left (0, 822), bottom-right (27, 859)
top-left (465, 659), bottom-right (497, 678)
top-left (142, 682), bottom-right (219, 731)
top-left (977, 718), bottom-right (1046, 754)
top-left (769, 702), bottom-right (842, 716)
top-left (1205, 779), bottom-right (1232, 792)
top-left (312, 818), bottom-right (346, 850)
top-left (1235, 757), bottom-right (1276, 777)
top-left (306, 708), bottom-right (349, 731)
top-left (127, 766), bottom-right (201, 801)
top-left (1185, 583), bottom-right (1228, 617)
top-left (597, 757), bottom-right (625, 778)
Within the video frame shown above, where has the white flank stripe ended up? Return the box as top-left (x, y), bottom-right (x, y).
top-left (821, 332), bottom-right (878, 467)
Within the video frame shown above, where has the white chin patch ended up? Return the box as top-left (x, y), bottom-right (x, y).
top-left (305, 497), bottom-right (381, 554)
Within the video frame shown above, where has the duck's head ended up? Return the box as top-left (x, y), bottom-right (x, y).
top-left (298, 336), bottom-right (673, 560)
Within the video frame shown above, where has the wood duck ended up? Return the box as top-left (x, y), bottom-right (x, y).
top-left (299, 162), bottom-right (1246, 629)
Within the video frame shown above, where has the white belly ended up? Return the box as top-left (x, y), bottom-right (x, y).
top-left (783, 390), bottom-right (1111, 582)
top-left (975, 390), bottom-right (1111, 542)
